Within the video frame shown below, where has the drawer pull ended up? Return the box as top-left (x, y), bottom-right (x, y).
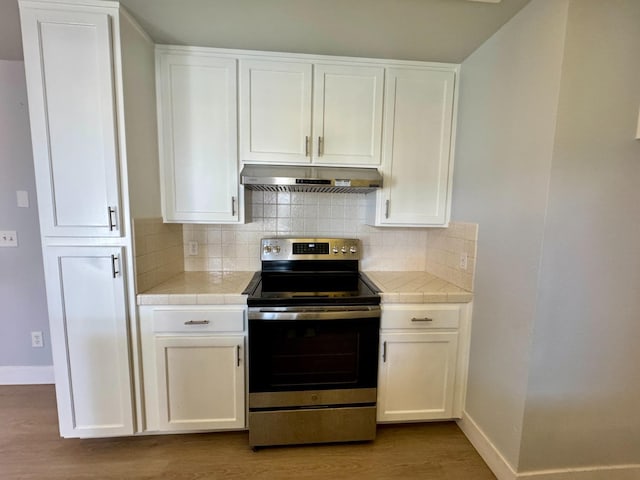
top-left (411, 317), bottom-right (433, 322)
top-left (184, 320), bottom-right (210, 326)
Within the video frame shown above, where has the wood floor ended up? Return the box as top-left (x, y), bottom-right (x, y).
top-left (0, 385), bottom-right (495, 480)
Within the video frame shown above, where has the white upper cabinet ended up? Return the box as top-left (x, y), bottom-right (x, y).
top-left (312, 64), bottom-right (384, 165)
top-left (20, 8), bottom-right (122, 237)
top-left (156, 51), bottom-right (242, 223)
top-left (367, 67), bottom-right (457, 227)
top-left (240, 59), bottom-right (383, 166)
top-left (240, 59), bottom-right (312, 164)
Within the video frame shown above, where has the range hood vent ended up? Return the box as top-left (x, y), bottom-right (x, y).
top-left (240, 165), bottom-right (383, 193)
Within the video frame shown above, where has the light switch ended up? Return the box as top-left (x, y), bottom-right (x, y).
top-left (17, 190), bottom-right (29, 208)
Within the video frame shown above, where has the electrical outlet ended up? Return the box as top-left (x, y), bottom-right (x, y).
top-left (188, 241), bottom-right (198, 256)
top-left (0, 230), bottom-right (18, 247)
top-left (31, 331), bottom-right (44, 348)
top-left (459, 252), bottom-right (468, 270)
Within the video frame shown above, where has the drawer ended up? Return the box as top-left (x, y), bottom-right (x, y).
top-left (381, 304), bottom-right (460, 330)
top-left (152, 308), bottom-right (245, 333)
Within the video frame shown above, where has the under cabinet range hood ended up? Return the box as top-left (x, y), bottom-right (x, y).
top-left (240, 165), bottom-right (383, 193)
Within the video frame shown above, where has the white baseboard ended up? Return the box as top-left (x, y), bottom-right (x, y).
top-left (457, 411), bottom-right (518, 480)
top-left (518, 464), bottom-right (640, 480)
top-left (457, 411), bottom-right (640, 480)
top-left (0, 365), bottom-right (54, 385)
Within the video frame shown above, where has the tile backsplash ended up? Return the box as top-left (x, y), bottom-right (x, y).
top-left (133, 218), bottom-right (184, 293)
top-left (133, 199), bottom-right (478, 293)
top-left (183, 192), bottom-right (429, 272)
top-left (426, 222), bottom-right (478, 291)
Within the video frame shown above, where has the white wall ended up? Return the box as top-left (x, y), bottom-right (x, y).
top-left (454, 0), bottom-right (640, 475)
top-left (519, 0), bottom-right (640, 471)
top-left (119, 13), bottom-right (161, 220)
top-left (0, 60), bottom-right (51, 368)
top-left (451, 0), bottom-right (568, 469)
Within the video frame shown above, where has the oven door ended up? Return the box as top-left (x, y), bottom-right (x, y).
top-left (248, 307), bottom-right (380, 396)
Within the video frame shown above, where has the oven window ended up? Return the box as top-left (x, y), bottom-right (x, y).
top-left (249, 318), bottom-right (379, 392)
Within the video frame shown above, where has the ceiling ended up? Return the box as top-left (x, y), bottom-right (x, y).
top-left (0, 0), bottom-right (531, 62)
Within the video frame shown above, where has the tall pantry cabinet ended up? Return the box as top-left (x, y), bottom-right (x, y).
top-left (19, 0), bottom-right (160, 437)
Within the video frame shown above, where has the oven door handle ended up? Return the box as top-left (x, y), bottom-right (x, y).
top-left (248, 307), bottom-right (380, 321)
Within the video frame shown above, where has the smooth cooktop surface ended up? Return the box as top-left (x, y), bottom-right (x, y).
top-left (245, 272), bottom-right (380, 306)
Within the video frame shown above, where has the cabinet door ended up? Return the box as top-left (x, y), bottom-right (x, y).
top-left (44, 247), bottom-right (133, 437)
top-left (20, 8), bottom-right (121, 237)
top-left (155, 335), bottom-right (245, 431)
top-left (378, 331), bottom-right (459, 422)
top-left (312, 64), bottom-right (383, 166)
top-left (240, 59), bottom-right (312, 163)
top-left (157, 53), bottom-right (241, 223)
top-left (374, 68), bottom-right (455, 226)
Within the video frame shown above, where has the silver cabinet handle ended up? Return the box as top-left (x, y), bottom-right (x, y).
top-left (108, 206), bottom-right (117, 231)
top-left (382, 341), bottom-right (387, 363)
top-left (305, 136), bottom-right (310, 156)
top-left (231, 196), bottom-right (236, 216)
top-left (385, 200), bottom-right (390, 219)
top-left (184, 320), bottom-right (210, 325)
top-left (411, 317), bottom-right (433, 322)
top-left (236, 345), bottom-right (241, 367)
top-left (110, 254), bottom-right (120, 278)
top-left (318, 136), bottom-right (324, 156)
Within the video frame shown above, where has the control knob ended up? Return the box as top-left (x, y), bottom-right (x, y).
top-left (332, 246), bottom-right (339, 254)
top-left (273, 245), bottom-right (281, 254)
top-left (263, 245), bottom-right (272, 255)
top-left (341, 246), bottom-right (347, 254)
top-left (349, 245), bottom-right (358, 254)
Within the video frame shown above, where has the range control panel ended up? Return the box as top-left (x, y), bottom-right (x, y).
top-left (261, 238), bottom-right (360, 261)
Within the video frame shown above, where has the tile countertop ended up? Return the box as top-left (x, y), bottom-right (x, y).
top-left (363, 271), bottom-right (473, 304)
top-left (136, 271), bottom-right (255, 305)
top-left (137, 271), bottom-right (473, 306)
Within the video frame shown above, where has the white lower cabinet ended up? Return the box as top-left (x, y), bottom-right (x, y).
top-left (139, 306), bottom-right (246, 432)
top-left (378, 331), bottom-right (459, 421)
top-left (377, 303), bottom-right (471, 423)
top-left (44, 246), bottom-right (134, 438)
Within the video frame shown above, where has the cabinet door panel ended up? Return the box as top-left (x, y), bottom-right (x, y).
top-left (45, 247), bottom-right (133, 437)
top-left (240, 60), bottom-right (312, 163)
top-left (378, 331), bottom-right (458, 422)
top-left (158, 54), bottom-right (240, 222)
top-left (155, 335), bottom-right (245, 431)
top-left (20, 9), bottom-right (121, 236)
top-left (313, 64), bottom-right (383, 165)
top-left (377, 68), bottom-right (455, 226)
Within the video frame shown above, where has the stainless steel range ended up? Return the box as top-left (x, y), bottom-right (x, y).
top-left (244, 237), bottom-right (381, 449)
